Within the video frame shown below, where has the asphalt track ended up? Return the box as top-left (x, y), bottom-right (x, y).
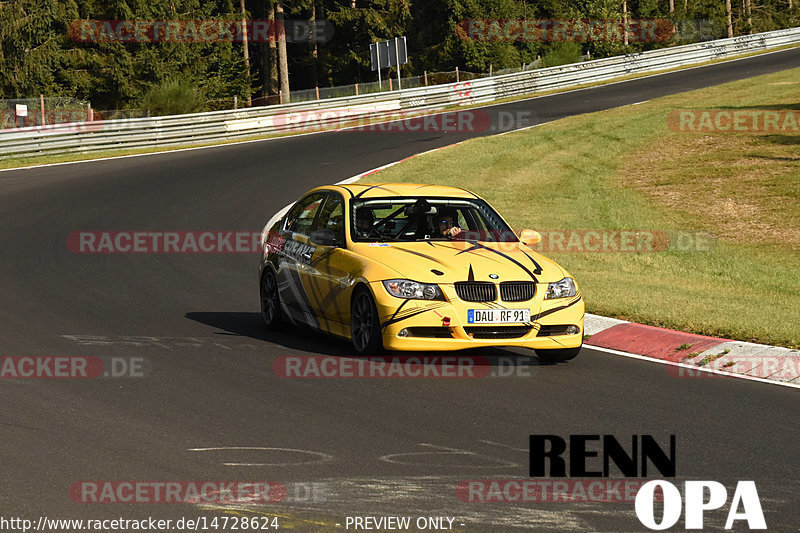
top-left (1, 47), bottom-right (799, 532)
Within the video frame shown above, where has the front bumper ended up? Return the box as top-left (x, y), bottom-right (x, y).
top-left (370, 281), bottom-right (584, 352)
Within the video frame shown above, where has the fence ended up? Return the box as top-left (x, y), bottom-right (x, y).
top-left (0, 98), bottom-right (92, 129)
top-left (1, 26), bottom-right (798, 160)
top-left (287, 64), bottom-right (543, 103)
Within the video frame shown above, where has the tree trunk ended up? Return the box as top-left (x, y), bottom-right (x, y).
top-left (267, 1), bottom-right (278, 96)
top-left (726, 0), bottom-right (733, 37)
top-left (669, 0), bottom-right (675, 12)
top-left (623, 0), bottom-right (628, 46)
top-left (310, 2), bottom-right (318, 89)
top-left (745, 0), bottom-right (752, 33)
top-left (239, 0), bottom-right (251, 106)
top-left (276, 0), bottom-right (290, 103)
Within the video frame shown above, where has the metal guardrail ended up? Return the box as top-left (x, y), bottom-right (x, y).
top-left (2, 27), bottom-right (799, 160)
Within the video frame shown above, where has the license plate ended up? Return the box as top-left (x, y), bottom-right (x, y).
top-left (467, 309), bottom-right (531, 324)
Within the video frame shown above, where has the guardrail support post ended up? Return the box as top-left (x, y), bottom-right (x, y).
top-left (40, 95), bottom-right (45, 126)
top-left (456, 67), bottom-right (459, 82)
top-left (315, 86), bottom-right (320, 100)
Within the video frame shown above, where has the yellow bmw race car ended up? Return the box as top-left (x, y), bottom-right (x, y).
top-left (260, 183), bottom-right (584, 362)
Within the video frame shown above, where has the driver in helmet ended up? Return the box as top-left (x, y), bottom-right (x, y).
top-left (355, 207), bottom-right (376, 238)
top-left (434, 208), bottom-right (462, 238)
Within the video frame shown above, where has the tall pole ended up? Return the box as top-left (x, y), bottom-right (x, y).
top-left (745, 0), bottom-right (752, 33)
top-left (375, 43), bottom-right (382, 90)
top-left (276, 0), bottom-right (290, 103)
top-left (622, 0), bottom-right (628, 46)
top-left (310, 1), bottom-right (318, 88)
top-left (725, 0), bottom-right (733, 37)
top-left (267, 1), bottom-right (278, 97)
top-left (239, 0), bottom-right (251, 106)
top-left (395, 37), bottom-right (401, 90)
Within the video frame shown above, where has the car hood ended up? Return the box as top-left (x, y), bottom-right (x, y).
top-left (353, 240), bottom-right (567, 284)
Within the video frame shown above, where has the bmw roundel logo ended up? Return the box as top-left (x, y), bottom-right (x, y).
top-left (489, 274), bottom-right (499, 279)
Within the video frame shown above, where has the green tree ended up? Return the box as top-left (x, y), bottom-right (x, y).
top-left (323, 0), bottom-right (411, 85)
top-left (0, 0), bottom-right (79, 98)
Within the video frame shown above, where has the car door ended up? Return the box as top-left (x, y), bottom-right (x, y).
top-left (278, 192), bottom-right (326, 327)
top-left (302, 193), bottom-right (355, 337)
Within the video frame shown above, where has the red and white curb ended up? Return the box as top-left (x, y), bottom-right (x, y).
top-left (584, 314), bottom-right (800, 387)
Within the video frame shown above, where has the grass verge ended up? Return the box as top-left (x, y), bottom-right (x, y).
top-left (364, 67), bottom-right (800, 349)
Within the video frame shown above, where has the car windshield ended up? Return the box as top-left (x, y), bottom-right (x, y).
top-left (351, 197), bottom-right (518, 243)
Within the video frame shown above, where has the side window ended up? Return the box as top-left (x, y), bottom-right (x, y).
top-left (455, 208), bottom-right (469, 230)
top-left (314, 194), bottom-right (345, 244)
top-left (285, 193), bottom-right (325, 236)
top-left (461, 208), bottom-right (485, 232)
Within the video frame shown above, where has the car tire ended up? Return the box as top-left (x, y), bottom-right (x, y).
top-left (260, 268), bottom-right (282, 329)
top-left (534, 345), bottom-right (581, 363)
top-left (350, 286), bottom-right (383, 355)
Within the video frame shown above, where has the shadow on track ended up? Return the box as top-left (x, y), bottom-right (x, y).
top-left (185, 311), bottom-right (355, 356)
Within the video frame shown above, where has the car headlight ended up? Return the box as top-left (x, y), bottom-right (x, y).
top-left (383, 279), bottom-right (444, 300)
top-left (545, 277), bottom-right (577, 299)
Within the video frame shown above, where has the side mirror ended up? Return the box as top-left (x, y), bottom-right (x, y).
top-left (519, 229), bottom-right (542, 246)
top-left (310, 228), bottom-right (339, 247)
